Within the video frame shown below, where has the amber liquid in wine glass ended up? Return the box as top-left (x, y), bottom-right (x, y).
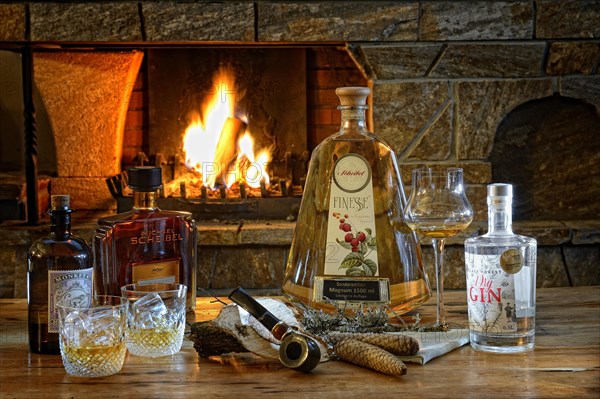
top-left (404, 168), bottom-right (473, 328)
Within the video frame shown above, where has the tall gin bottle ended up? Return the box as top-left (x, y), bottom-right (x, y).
top-left (95, 167), bottom-right (197, 310)
top-left (27, 195), bottom-right (93, 354)
top-left (282, 87), bottom-right (430, 314)
top-left (464, 184), bottom-right (536, 353)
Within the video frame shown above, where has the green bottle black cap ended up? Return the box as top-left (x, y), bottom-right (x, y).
top-left (127, 167), bottom-right (162, 191)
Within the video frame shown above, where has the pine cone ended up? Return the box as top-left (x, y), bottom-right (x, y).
top-left (329, 332), bottom-right (419, 355)
top-left (334, 338), bottom-right (407, 376)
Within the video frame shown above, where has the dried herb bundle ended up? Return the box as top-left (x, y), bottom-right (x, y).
top-left (300, 302), bottom-right (421, 336)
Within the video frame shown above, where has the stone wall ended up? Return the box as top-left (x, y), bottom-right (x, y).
top-left (1, 1), bottom-right (598, 212)
top-left (0, 1), bottom-right (598, 296)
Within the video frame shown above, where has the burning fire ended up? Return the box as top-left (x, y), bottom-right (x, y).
top-left (226, 132), bottom-right (271, 189)
top-left (181, 66), bottom-right (271, 191)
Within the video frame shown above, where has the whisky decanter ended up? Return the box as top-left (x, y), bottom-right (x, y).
top-left (95, 167), bottom-right (197, 310)
top-left (282, 87), bottom-right (430, 313)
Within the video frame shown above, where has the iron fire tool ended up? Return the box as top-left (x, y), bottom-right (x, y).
top-left (228, 287), bottom-right (321, 373)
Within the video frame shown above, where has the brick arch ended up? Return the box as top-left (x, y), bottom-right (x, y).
top-left (490, 95), bottom-right (600, 220)
top-left (34, 51), bottom-right (143, 177)
top-left (33, 50), bottom-right (143, 210)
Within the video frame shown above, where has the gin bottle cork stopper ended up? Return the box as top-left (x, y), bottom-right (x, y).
top-left (488, 183), bottom-right (512, 198)
top-left (335, 87), bottom-right (370, 107)
top-left (50, 195), bottom-right (70, 211)
top-left (487, 183), bottom-right (512, 207)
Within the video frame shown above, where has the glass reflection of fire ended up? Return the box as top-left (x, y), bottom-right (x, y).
top-left (164, 67), bottom-right (272, 198)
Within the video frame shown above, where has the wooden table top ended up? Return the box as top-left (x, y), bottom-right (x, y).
top-left (1, 286), bottom-right (599, 399)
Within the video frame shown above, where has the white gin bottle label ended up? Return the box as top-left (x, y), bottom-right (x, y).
top-left (466, 253), bottom-right (518, 333)
top-left (48, 268), bottom-right (94, 333)
top-left (315, 153), bottom-right (389, 305)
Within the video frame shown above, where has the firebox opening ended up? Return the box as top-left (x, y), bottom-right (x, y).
top-left (491, 95), bottom-right (600, 220)
top-left (117, 46), bottom-right (367, 220)
top-left (0, 46), bottom-right (367, 220)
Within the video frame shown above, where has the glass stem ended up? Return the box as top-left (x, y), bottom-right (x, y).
top-left (432, 238), bottom-right (446, 328)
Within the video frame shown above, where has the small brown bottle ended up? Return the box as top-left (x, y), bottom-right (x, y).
top-left (27, 195), bottom-right (93, 354)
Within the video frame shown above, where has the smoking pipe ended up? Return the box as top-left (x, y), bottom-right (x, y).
top-left (228, 286), bottom-right (321, 373)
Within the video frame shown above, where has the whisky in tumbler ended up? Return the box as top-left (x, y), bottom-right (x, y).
top-left (61, 342), bottom-right (127, 377)
top-left (27, 195), bottom-right (93, 354)
top-left (121, 283), bottom-right (187, 357)
top-left (464, 184), bottom-right (536, 353)
top-left (57, 295), bottom-right (128, 377)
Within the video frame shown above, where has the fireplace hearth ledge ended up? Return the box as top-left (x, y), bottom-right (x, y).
top-left (0, 217), bottom-right (598, 298)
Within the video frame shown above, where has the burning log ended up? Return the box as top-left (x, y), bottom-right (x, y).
top-left (239, 183), bottom-right (247, 199)
top-left (219, 185), bottom-right (227, 199)
top-left (180, 182), bottom-right (187, 199)
top-left (201, 185), bottom-right (208, 200)
top-left (216, 117), bottom-right (247, 181)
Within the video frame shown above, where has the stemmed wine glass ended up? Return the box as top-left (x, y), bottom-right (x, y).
top-left (404, 168), bottom-right (473, 329)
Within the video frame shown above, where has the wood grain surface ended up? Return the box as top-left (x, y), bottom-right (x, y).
top-left (1, 287), bottom-right (598, 399)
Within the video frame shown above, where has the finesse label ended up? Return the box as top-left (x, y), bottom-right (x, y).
top-left (48, 268), bottom-right (93, 333)
top-left (324, 154), bottom-right (378, 278)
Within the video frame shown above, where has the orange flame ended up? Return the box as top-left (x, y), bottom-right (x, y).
top-left (182, 66), bottom-right (271, 190)
top-left (226, 132), bottom-right (271, 189)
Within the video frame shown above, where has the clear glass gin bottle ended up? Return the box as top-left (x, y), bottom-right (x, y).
top-left (464, 184), bottom-right (537, 353)
top-left (27, 195), bottom-right (93, 354)
top-left (95, 167), bottom-right (197, 310)
top-left (282, 87), bottom-right (430, 314)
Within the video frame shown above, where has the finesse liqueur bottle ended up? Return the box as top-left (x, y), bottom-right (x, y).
top-left (27, 195), bottom-right (93, 354)
top-left (464, 184), bottom-right (537, 353)
top-left (95, 167), bottom-right (197, 310)
top-left (282, 87), bottom-right (430, 314)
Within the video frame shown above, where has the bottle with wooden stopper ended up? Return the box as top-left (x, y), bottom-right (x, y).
top-left (282, 87), bottom-right (430, 314)
top-left (27, 195), bottom-right (93, 354)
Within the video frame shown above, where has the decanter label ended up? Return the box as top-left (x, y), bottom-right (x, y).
top-left (313, 277), bottom-right (390, 305)
top-left (48, 268), bottom-right (94, 333)
top-left (324, 153), bottom-right (379, 278)
top-left (465, 253), bottom-right (517, 333)
top-left (132, 259), bottom-right (180, 285)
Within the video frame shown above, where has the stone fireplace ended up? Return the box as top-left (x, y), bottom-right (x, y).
top-left (0, 1), bottom-right (599, 298)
